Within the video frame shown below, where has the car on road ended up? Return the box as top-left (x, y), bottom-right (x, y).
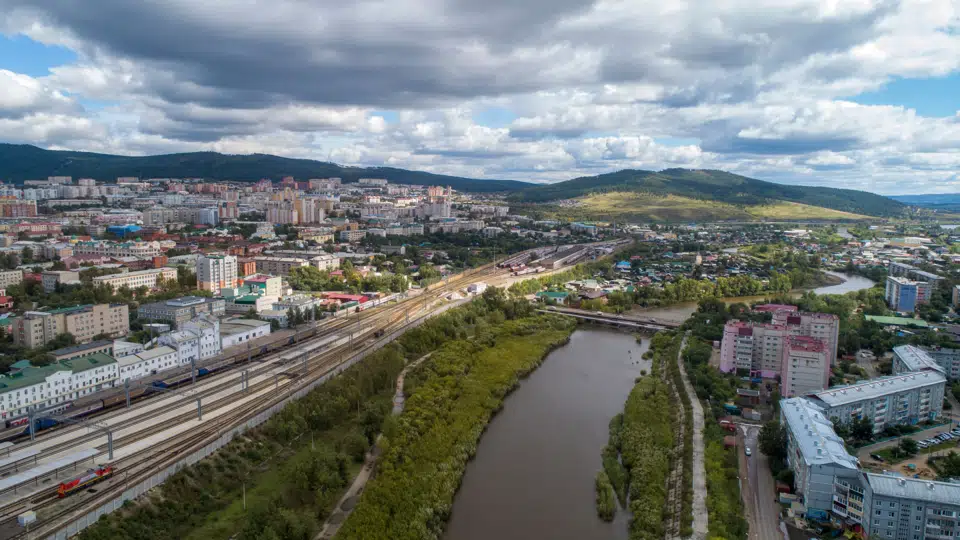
top-left (870, 453), bottom-right (885, 462)
top-left (745, 447), bottom-right (752, 457)
top-left (595, 311), bottom-right (603, 315)
top-left (918, 441), bottom-right (929, 449)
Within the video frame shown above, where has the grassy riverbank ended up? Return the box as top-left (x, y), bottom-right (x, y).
top-left (336, 315), bottom-right (576, 539)
top-left (77, 288), bottom-right (543, 540)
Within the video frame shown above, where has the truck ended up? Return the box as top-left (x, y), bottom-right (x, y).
top-left (723, 403), bottom-right (741, 415)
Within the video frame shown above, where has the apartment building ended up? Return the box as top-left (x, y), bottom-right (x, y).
top-left (886, 276), bottom-right (931, 312)
top-left (13, 304), bottom-right (130, 348)
top-left (41, 270), bottom-right (81, 293)
top-left (780, 397), bottom-right (860, 521)
top-left (254, 257), bottom-right (309, 276)
top-left (859, 473), bottom-right (960, 540)
top-left (916, 346), bottom-right (960, 380)
top-left (772, 310), bottom-right (840, 368)
top-left (781, 336), bottom-right (830, 397)
top-left (0, 355), bottom-right (118, 421)
top-left (158, 316), bottom-right (221, 364)
top-left (804, 371), bottom-right (946, 433)
top-left (137, 296), bottom-right (226, 328)
top-left (242, 274), bottom-right (283, 298)
top-left (92, 267), bottom-right (178, 291)
top-left (719, 320), bottom-right (788, 377)
top-left (0, 270), bottom-right (23, 289)
top-left (892, 346), bottom-right (948, 378)
top-left (386, 223), bottom-right (424, 236)
top-left (196, 254), bottom-right (238, 293)
top-left (338, 229), bottom-right (366, 242)
top-left (311, 254), bottom-right (340, 272)
top-left (73, 240), bottom-right (162, 258)
top-left (888, 261), bottom-right (945, 285)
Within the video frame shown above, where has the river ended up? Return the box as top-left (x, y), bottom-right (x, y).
top-left (626, 271), bottom-right (876, 324)
top-left (444, 328), bottom-right (647, 540)
top-left (443, 272), bottom-right (874, 539)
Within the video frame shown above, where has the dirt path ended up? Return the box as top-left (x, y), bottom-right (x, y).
top-left (315, 352), bottom-right (434, 539)
top-left (676, 333), bottom-right (709, 540)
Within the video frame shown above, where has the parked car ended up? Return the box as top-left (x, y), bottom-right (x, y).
top-left (918, 441), bottom-right (929, 449)
top-left (870, 453), bottom-right (885, 462)
top-left (745, 447), bottom-right (752, 457)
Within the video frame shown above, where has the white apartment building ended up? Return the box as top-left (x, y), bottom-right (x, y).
top-left (0, 270), bottom-right (23, 289)
top-left (253, 256), bottom-right (309, 276)
top-left (73, 240), bottom-right (162, 258)
top-left (0, 354), bottom-right (119, 421)
top-left (781, 397), bottom-right (861, 522)
top-left (183, 316), bottom-right (221, 360)
top-left (92, 267), bottom-right (178, 291)
top-left (386, 223), bottom-right (424, 236)
top-left (805, 371), bottom-right (947, 433)
top-left (196, 254), bottom-right (238, 293)
top-left (310, 254), bottom-right (340, 271)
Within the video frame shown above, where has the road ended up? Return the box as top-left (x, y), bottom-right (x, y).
top-left (738, 423), bottom-right (785, 540)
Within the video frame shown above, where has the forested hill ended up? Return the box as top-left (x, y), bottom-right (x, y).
top-left (509, 168), bottom-right (905, 217)
top-left (0, 144), bottom-right (529, 192)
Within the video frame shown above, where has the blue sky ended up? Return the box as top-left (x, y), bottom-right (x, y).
top-left (1, 1), bottom-right (959, 194)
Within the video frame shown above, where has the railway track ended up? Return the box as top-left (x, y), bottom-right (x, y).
top-left (0, 265), bottom-right (494, 537)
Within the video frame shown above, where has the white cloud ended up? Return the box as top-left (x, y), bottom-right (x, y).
top-left (0, 0), bottom-right (958, 193)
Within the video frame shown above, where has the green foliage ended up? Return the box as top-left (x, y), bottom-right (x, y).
top-left (595, 471), bottom-right (617, 522)
top-left (602, 413), bottom-right (628, 506)
top-left (287, 265), bottom-right (409, 294)
top-left (337, 314), bottom-right (576, 540)
top-left (759, 421), bottom-right (787, 462)
top-left (508, 168), bottom-right (904, 217)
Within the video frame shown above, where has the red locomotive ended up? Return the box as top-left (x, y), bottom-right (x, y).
top-left (57, 466), bottom-right (114, 498)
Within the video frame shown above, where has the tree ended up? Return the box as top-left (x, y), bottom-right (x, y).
top-left (287, 307), bottom-right (298, 328)
top-left (21, 247), bottom-right (33, 263)
top-left (759, 421), bottom-right (787, 461)
top-left (898, 437), bottom-right (919, 457)
top-left (269, 319), bottom-right (280, 332)
top-left (850, 416), bottom-right (875, 442)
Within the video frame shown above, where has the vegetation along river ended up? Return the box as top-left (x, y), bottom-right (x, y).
top-left (629, 271), bottom-right (876, 324)
top-left (443, 272), bottom-right (874, 539)
top-left (444, 328), bottom-right (647, 540)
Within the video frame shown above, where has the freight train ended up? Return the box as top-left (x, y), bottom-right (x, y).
top-left (0, 326), bottom-right (338, 442)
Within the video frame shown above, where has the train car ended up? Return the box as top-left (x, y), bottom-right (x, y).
top-left (58, 466), bottom-right (114, 498)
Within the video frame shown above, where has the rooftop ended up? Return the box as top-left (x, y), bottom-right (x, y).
top-left (865, 473), bottom-right (960, 506)
top-left (49, 340), bottom-right (113, 357)
top-left (221, 319), bottom-right (270, 335)
top-left (118, 346), bottom-right (176, 365)
top-left (780, 397), bottom-right (858, 469)
top-left (787, 336), bottom-right (825, 353)
top-left (807, 371), bottom-right (947, 407)
top-left (864, 315), bottom-right (929, 327)
top-left (893, 345), bottom-right (945, 375)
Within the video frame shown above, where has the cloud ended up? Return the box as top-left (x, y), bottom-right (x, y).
top-left (0, 0), bottom-right (958, 193)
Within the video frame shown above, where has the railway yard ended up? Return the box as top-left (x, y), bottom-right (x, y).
top-left (0, 241), bottom-right (621, 539)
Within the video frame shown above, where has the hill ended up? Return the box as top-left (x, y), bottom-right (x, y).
top-left (509, 168), bottom-right (904, 217)
top-left (0, 144), bottom-right (529, 192)
top-left (545, 192), bottom-right (871, 222)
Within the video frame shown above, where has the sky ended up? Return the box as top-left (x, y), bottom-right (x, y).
top-left (0, 1), bottom-right (959, 194)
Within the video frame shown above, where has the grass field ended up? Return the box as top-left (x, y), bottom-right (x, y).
top-left (549, 191), bottom-right (870, 222)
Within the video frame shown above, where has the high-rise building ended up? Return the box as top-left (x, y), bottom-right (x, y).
top-left (885, 276), bottom-right (930, 312)
top-left (772, 309), bottom-right (840, 371)
top-left (781, 336), bottom-right (830, 397)
top-left (196, 254), bottom-right (238, 293)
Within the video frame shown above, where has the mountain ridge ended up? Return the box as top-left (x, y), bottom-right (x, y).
top-left (0, 143), bottom-right (904, 217)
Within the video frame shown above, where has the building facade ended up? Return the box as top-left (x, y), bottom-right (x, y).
top-left (253, 256), bottom-right (309, 276)
top-left (137, 296), bottom-right (226, 328)
top-left (13, 304), bottom-right (130, 347)
top-left (886, 276), bottom-right (930, 312)
top-left (196, 254), bottom-right (238, 293)
top-left (0, 355), bottom-right (118, 421)
top-left (804, 371), bottom-right (946, 433)
top-left (780, 397), bottom-right (861, 521)
top-left (91, 267), bottom-right (178, 291)
top-left (781, 336), bottom-right (830, 397)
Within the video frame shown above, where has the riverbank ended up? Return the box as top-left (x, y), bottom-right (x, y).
top-left (336, 314), bottom-right (577, 539)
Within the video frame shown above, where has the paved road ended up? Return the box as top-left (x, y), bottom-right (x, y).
top-left (739, 424), bottom-right (786, 540)
top-left (856, 422), bottom-right (960, 460)
top-left (677, 333), bottom-right (709, 540)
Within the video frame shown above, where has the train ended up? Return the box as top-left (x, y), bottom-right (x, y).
top-left (57, 466), bottom-right (114, 497)
top-left (0, 326), bottom-right (336, 442)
